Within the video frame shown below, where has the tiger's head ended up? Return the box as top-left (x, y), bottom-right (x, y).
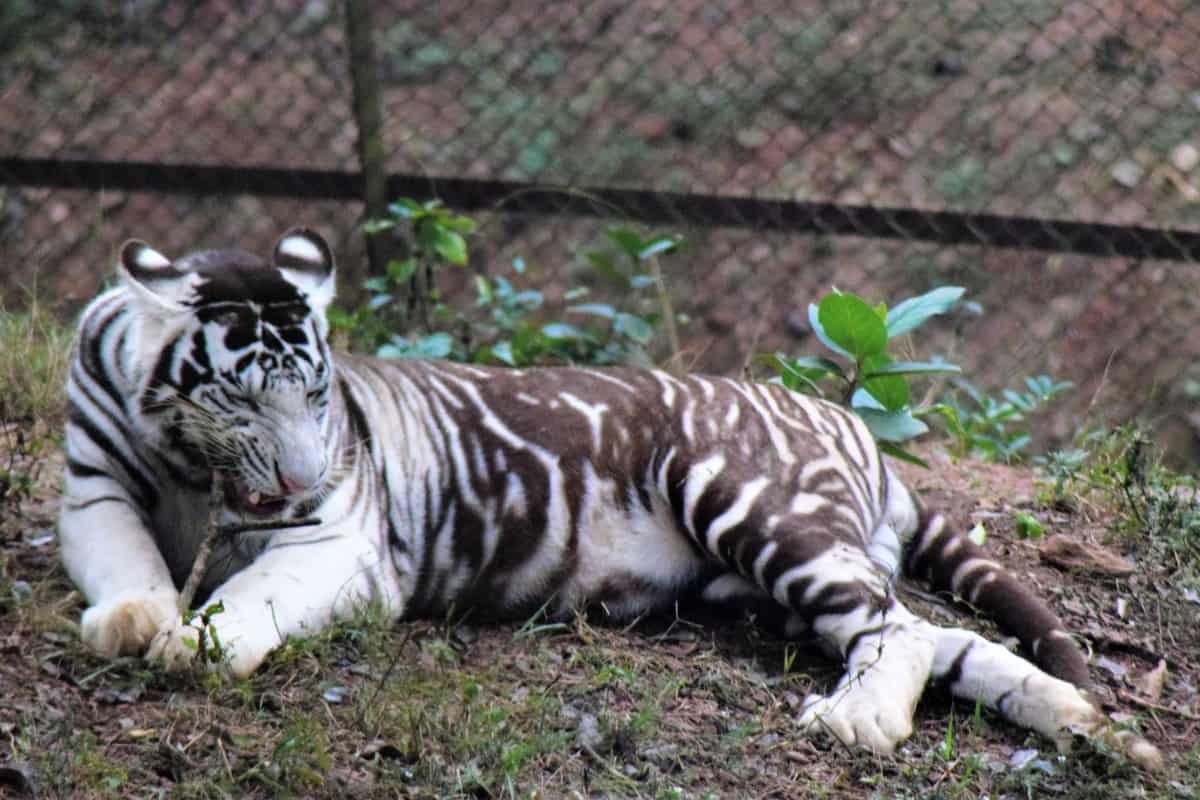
top-left (119, 228), bottom-right (336, 517)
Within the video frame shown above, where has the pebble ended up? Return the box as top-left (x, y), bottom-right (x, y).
top-left (1110, 159), bottom-right (1143, 188)
top-left (1171, 143), bottom-right (1198, 173)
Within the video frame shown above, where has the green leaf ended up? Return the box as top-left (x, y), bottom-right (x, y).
top-left (363, 276), bottom-right (390, 293)
top-left (433, 229), bottom-right (468, 265)
top-left (807, 303), bottom-right (853, 360)
top-left (585, 251), bottom-right (628, 287)
top-left (361, 219), bottom-right (396, 235)
top-left (853, 407), bottom-right (929, 443)
top-left (387, 257), bottom-right (418, 283)
top-left (878, 441), bottom-right (929, 468)
top-left (1013, 512), bottom-right (1044, 539)
top-left (474, 275), bottom-right (493, 305)
top-left (568, 303), bottom-right (617, 319)
top-left (563, 286), bottom-right (589, 301)
top-left (638, 235), bottom-right (680, 260)
top-left (861, 354), bottom-right (909, 411)
top-left (491, 340), bottom-right (516, 366)
top-left (629, 275), bottom-right (657, 290)
top-left (614, 313), bottom-right (654, 344)
top-left (817, 292), bottom-right (888, 361)
top-left (782, 354), bottom-right (847, 380)
top-left (885, 286), bottom-right (965, 337)
top-left (442, 214), bottom-right (478, 234)
top-left (387, 198), bottom-right (424, 218)
top-left (367, 294), bottom-right (392, 311)
top-left (861, 360), bottom-right (962, 378)
top-left (605, 227), bottom-right (645, 259)
top-left (540, 322), bottom-right (592, 341)
top-left (378, 332), bottom-right (454, 360)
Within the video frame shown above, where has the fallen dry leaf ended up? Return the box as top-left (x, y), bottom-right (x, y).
top-left (1039, 535), bottom-right (1135, 577)
top-left (1133, 660), bottom-right (1168, 702)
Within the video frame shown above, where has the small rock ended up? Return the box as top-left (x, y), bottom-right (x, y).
top-left (322, 685), bottom-right (350, 704)
top-left (575, 713), bottom-right (607, 752)
top-left (638, 743), bottom-right (679, 768)
top-left (735, 127), bottom-right (771, 149)
top-left (1093, 655), bottom-right (1126, 679)
top-left (1171, 143), bottom-right (1199, 173)
top-left (10, 581), bottom-right (31, 603)
top-left (1110, 159), bottom-right (1143, 188)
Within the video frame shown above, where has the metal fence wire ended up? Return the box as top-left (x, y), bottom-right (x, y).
top-left (2, 1), bottom-right (1200, 462)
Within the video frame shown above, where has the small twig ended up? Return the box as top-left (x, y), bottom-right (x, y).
top-left (1118, 689), bottom-right (1200, 721)
top-left (357, 626), bottom-right (418, 730)
top-left (176, 476), bottom-right (321, 613)
top-left (646, 253), bottom-right (682, 375)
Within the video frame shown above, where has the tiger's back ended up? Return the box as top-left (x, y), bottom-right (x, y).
top-left (338, 357), bottom-right (907, 621)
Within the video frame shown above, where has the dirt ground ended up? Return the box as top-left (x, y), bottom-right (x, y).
top-left (0, 443), bottom-right (1197, 799)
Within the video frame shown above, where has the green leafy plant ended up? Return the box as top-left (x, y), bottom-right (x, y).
top-left (181, 599), bottom-right (227, 667)
top-left (338, 200), bottom-right (676, 369)
top-left (331, 198), bottom-right (477, 352)
top-left (761, 286), bottom-right (965, 465)
top-left (937, 375), bottom-right (1073, 463)
top-left (1012, 512), bottom-right (1045, 539)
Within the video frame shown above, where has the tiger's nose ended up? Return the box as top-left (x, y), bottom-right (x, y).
top-left (273, 460), bottom-right (325, 496)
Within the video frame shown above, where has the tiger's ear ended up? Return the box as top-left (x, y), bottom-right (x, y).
top-left (117, 240), bottom-right (195, 312)
top-left (273, 228), bottom-right (336, 312)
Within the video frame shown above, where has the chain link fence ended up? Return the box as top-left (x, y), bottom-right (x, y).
top-left (3, 1), bottom-right (1200, 461)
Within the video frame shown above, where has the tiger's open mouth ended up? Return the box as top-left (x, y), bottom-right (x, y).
top-left (222, 480), bottom-right (290, 518)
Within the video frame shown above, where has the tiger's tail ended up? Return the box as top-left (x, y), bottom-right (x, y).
top-left (903, 505), bottom-right (1090, 689)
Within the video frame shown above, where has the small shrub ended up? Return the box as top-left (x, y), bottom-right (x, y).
top-left (760, 286), bottom-right (965, 465)
top-left (937, 374), bottom-right (1073, 463)
top-left (337, 198), bottom-right (677, 368)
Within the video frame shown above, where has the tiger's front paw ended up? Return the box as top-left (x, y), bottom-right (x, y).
top-left (80, 590), bottom-right (180, 659)
top-left (798, 685), bottom-right (915, 755)
top-left (145, 620), bottom-right (205, 672)
top-left (145, 611), bottom-right (272, 679)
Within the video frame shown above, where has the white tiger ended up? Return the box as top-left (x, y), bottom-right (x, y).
top-left (58, 229), bottom-right (1161, 768)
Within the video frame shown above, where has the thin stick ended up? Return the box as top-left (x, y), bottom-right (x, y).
top-left (216, 517), bottom-right (323, 537)
top-left (176, 477), bottom-right (322, 613)
top-left (178, 480), bottom-right (225, 614)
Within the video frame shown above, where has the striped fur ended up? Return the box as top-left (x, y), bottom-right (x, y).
top-left (58, 231), bottom-right (1161, 768)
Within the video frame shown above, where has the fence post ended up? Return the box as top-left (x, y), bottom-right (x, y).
top-left (343, 0), bottom-right (396, 289)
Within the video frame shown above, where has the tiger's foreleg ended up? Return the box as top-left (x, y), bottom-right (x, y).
top-left (147, 519), bottom-right (402, 677)
top-left (60, 481), bottom-right (182, 660)
top-left (783, 550), bottom-right (937, 754)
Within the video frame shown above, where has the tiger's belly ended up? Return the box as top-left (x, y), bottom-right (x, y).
top-left (554, 478), bottom-right (707, 618)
